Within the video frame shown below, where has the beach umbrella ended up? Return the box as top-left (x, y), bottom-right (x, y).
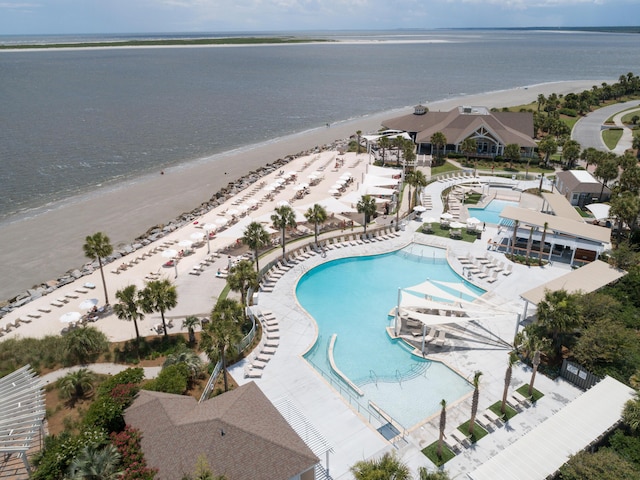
top-left (178, 239), bottom-right (193, 249)
top-left (263, 184), bottom-right (277, 192)
top-left (440, 212), bottom-right (454, 220)
top-left (277, 200), bottom-right (290, 207)
top-left (190, 232), bottom-right (205, 242)
top-left (335, 178), bottom-right (347, 186)
top-left (285, 171), bottom-right (297, 178)
top-left (466, 217), bottom-right (481, 225)
top-left (328, 189), bottom-right (340, 195)
top-left (215, 217), bottom-right (229, 227)
top-left (226, 208), bottom-right (239, 217)
top-left (292, 184), bottom-right (305, 191)
top-left (424, 217), bottom-right (437, 224)
top-left (413, 206), bottom-right (427, 212)
top-left (79, 298), bottom-right (99, 310)
top-left (202, 224), bottom-right (217, 253)
top-left (161, 249), bottom-right (179, 277)
top-left (307, 174), bottom-right (318, 181)
top-left (60, 311), bottom-right (81, 324)
top-left (238, 204), bottom-right (250, 213)
top-left (340, 172), bottom-right (352, 179)
top-left (450, 221), bottom-right (465, 229)
top-left (247, 198), bottom-right (259, 206)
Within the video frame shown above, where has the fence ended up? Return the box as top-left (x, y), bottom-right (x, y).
top-left (560, 359), bottom-right (600, 390)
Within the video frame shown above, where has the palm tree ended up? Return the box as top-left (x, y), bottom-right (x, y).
top-left (430, 132), bottom-right (447, 160)
top-left (182, 315), bottom-right (201, 346)
top-left (413, 170), bottom-right (427, 210)
top-left (355, 129), bottom-right (363, 154)
top-left (504, 143), bottom-right (520, 170)
top-left (378, 136), bottom-right (391, 166)
top-left (622, 393), bottom-right (640, 433)
top-left (67, 444), bottom-right (122, 480)
top-left (271, 205), bottom-right (297, 259)
top-left (393, 136), bottom-right (405, 166)
top-left (242, 221), bottom-right (271, 272)
top-left (304, 203), bottom-right (328, 247)
top-left (64, 327), bottom-right (108, 364)
top-left (227, 259), bottom-right (258, 307)
top-left (500, 353), bottom-right (517, 415)
top-left (350, 452), bottom-right (410, 480)
top-left (139, 279), bottom-right (178, 338)
top-left (528, 349), bottom-right (541, 397)
top-left (594, 156), bottom-right (619, 201)
top-left (405, 170), bottom-right (417, 212)
top-left (201, 298), bottom-right (244, 392)
top-left (57, 368), bottom-right (96, 403)
top-left (83, 232), bottom-right (114, 305)
top-left (437, 399), bottom-right (447, 459)
top-left (538, 222), bottom-right (548, 262)
top-left (536, 289), bottom-right (582, 357)
top-left (163, 348), bottom-right (202, 382)
top-left (113, 285), bottom-right (144, 343)
top-left (356, 195), bottom-right (377, 235)
top-left (460, 137), bottom-right (477, 171)
top-left (468, 371), bottom-right (483, 436)
top-left (418, 468), bottom-right (451, 480)
top-left (525, 225), bottom-right (534, 266)
top-left (511, 220), bottom-right (519, 256)
top-left (537, 93), bottom-right (546, 113)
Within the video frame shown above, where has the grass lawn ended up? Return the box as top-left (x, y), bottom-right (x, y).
top-left (431, 160), bottom-right (462, 177)
top-left (458, 421), bottom-right (489, 443)
top-left (603, 127), bottom-right (624, 149)
top-left (465, 193), bottom-right (482, 205)
top-left (489, 401), bottom-right (518, 421)
top-left (575, 206), bottom-right (591, 218)
top-left (516, 384), bottom-right (545, 403)
top-left (621, 108), bottom-right (640, 124)
top-left (422, 440), bottom-right (456, 466)
top-left (421, 223), bottom-right (478, 243)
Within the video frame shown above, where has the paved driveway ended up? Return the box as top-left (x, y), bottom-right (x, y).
top-left (572, 100), bottom-right (640, 151)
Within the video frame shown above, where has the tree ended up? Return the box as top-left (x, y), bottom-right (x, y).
top-left (242, 221), bottom-right (271, 272)
top-left (356, 130), bottom-right (363, 154)
top-left (622, 393), bottom-right (640, 433)
top-left (304, 203), bottom-right (328, 247)
top-left (271, 204), bottom-right (297, 259)
top-left (393, 136), bottom-right (405, 166)
top-left (633, 133), bottom-right (640, 158)
top-left (201, 298), bottom-right (244, 392)
top-left (418, 469), bottom-right (451, 480)
top-left (139, 279), bottom-right (178, 338)
top-left (535, 289), bottom-right (582, 357)
top-left (558, 448), bottom-right (639, 480)
top-left (538, 136), bottom-right (557, 167)
top-left (610, 191), bottom-right (640, 238)
top-left (378, 136), bottom-right (391, 166)
top-left (525, 225), bottom-right (534, 266)
top-left (573, 319), bottom-right (632, 375)
top-left (67, 444), bottom-right (122, 480)
top-left (356, 195), bottom-right (377, 235)
top-left (594, 156), bottom-right (619, 201)
top-left (500, 353), bottom-right (516, 415)
top-left (431, 132), bottom-right (447, 160)
top-left (57, 368), bottom-right (96, 403)
top-left (113, 285), bottom-right (144, 343)
top-left (64, 327), bottom-right (108, 365)
top-left (350, 452), bottom-right (410, 480)
top-left (227, 259), bottom-right (258, 307)
top-left (468, 371), bottom-right (483, 436)
top-left (528, 348), bottom-right (541, 398)
top-left (163, 348), bottom-right (202, 383)
top-left (504, 143), bottom-right (521, 170)
top-left (83, 232), bottom-right (114, 305)
top-left (182, 315), bottom-right (201, 346)
top-left (537, 93), bottom-right (546, 113)
top-left (538, 222), bottom-right (549, 262)
top-left (511, 219), bottom-right (519, 256)
top-left (562, 139), bottom-right (581, 169)
top-left (406, 170), bottom-right (427, 211)
top-left (437, 399), bottom-right (447, 459)
top-left (608, 241), bottom-right (640, 270)
top-left (461, 138), bottom-right (478, 173)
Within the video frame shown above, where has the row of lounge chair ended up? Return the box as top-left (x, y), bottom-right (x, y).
top-left (244, 310), bottom-right (280, 379)
top-left (437, 172), bottom-right (478, 183)
top-left (445, 393), bottom-right (532, 453)
top-left (111, 240), bottom-right (180, 275)
top-left (457, 253), bottom-right (513, 281)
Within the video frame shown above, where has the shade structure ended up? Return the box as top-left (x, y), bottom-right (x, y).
top-left (585, 203), bottom-right (611, 220)
top-left (178, 240), bottom-right (193, 249)
top-left (334, 178), bottom-right (347, 186)
top-left (190, 232), bottom-right (205, 242)
top-left (162, 249), bottom-right (178, 259)
top-left (328, 189), bottom-right (340, 195)
top-left (423, 217), bottom-right (437, 224)
top-left (247, 198), bottom-right (259, 206)
top-left (263, 184), bottom-right (277, 192)
top-left (215, 217), bottom-right (229, 227)
top-left (202, 223), bottom-right (217, 232)
top-left (292, 184), bottom-right (306, 191)
top-left (60, 311), bottom-right (81, 323)
top-left (285, 170), bottom-right (297, 178)
top-left (340, 172), bottom-right (352, 179)
top-left (226, 208), bottom-right (239, 217)
top-left (277, 200), bottom-right (290, 207)
top-left (450, 221), bottom-right (465, 229)
top-left (466, 217), bottom-right (481, 225)
top-left (440, 212), bottom-right (454, 220)
top-left (413, 205), bottom-right (427, 212)
top-left (78, 298), bottom-right (99, 310)
top-left (297, 197), bottom-right (357, 214)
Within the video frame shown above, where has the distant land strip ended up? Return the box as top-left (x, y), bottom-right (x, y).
top-left (0, 37), bottom-right (334, 50)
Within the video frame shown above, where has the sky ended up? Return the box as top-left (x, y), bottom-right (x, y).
top-left (0, 0), bottom-right (638, 36)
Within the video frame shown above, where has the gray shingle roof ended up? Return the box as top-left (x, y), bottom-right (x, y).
top-left (124, 382), bottom-right (318, 480)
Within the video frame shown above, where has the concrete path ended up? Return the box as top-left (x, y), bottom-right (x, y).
top-left (572, 100), bottom-right (640, 152)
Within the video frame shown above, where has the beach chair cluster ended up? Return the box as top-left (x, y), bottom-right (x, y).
top-left (437, 172), bottom-right (478, 184)
top-left (244, 310), bottom-right (280, 379)
top-left (0, 316), bottom-right (32, 337)
top-left (457, 253), bottom-right (512, 283)
top-left (408, 323), bottom-right (449, 348)
top-left (188, 252), bottom-right (221, 276)
top-left (230, 181), bottom-right (266, 207)
top-left (111, 240), bottom-right (179, 275)
top-left (420, 194), bottom-right (433, 210)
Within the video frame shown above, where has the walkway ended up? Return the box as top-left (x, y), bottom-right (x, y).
top-left (572, 100), bottom-right (640, 153)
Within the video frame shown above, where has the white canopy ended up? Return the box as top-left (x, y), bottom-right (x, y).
top-left (362, 175), bottom-right (400, 188)
top-left (358, 185), bottom-right (396, 197)
top-left (367, 164), bottom-right (402, 178)
top-left (585, 203), bottom-right (611, 220)
top-left (297, 197), bottom-right (357, 214)
top-left (341, 191), bottom-right (388, 205)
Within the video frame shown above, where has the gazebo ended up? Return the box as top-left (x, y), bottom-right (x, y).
top-left (0, 365), bottom-right (46, 475)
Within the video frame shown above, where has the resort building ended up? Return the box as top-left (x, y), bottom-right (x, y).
top-left (555, 169), bottom-right (611, 207)
top-left (124, 382), bottom-right (319, 480)
top-left (381, 105), bottom-right (536, 158)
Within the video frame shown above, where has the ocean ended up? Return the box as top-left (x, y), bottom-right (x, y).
top-left (1, 29), bottom-right (639, 225)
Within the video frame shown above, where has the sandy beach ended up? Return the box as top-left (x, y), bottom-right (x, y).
top-left (0, 79), bottom-right (601, 302)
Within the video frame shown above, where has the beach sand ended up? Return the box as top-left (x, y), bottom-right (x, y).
top-left (0, 80), bottom-right (600, 302)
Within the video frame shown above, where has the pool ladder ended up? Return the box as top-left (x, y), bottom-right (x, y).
top-left (369, 370), bottom-right (378, 386)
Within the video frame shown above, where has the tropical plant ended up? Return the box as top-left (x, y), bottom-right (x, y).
top-left (378, 136), bottom-right (391, 166)
top-left (610, 191), bottom-right (640, 238)
top-left (511, 219), bottom-right (519, 256)
top-left (139, 279), bottom-right (178, 338)
top-left (504, 143), bottom-right (521, 170)
top-left (57, 368), bottom-right (96, 403)
top-left (356, 195), bottom-right (377, 234)
top-left (528, 349), bottom-right (541, 398)
top-left (418, 468), bottom-right (451, 480)
top-left (350, 451), bottom-right (410, 480)
top-left (623, 393), bottom-right (640, 433)
top-left (538, 136), bottom-right (557, 167)
top-left (227, 259), bottom-right (258, 307)
top-left (271, 204), bottom-right (297, 258)
top-left (242, 221), bottom-right (271, 272)
top-left (83, 232), bottom-right (114, 305)
top-left (461, 137), bottom-right (477, 172)
top-left (468, 371), bottom-right (483, 436)
top-left (535, 289), bottom-right (582, 356)
top-left (64, 327), bottom-right (108, 365)
top-left (304, 203), bottom-right (328, 247)
top-left (594, 156), bottom-right (619, 201)
top-left (562, 139), bottom-right (582, 169)
top-left (538, 222), bottom-right (548, 262)
top-left (430, 131), bottom-right (447, 160)
top-left (201, 298), bottom-right (244, 392)
top-left (67, 444), bottom-right (122, 480)
top-left (437, 399), bottom-right (447, 459)
top-left (182, 315), bottom-right (201, 345)
top-left (500, 353), bottom-right (517, 415)
top-left (113, 285), bottom-right (144, 343)
top-left (525, 225), bottom-right (534, 266)
top-left (405, 169), bottom-right (427, 211)
top-left (163, 348), bottom-right (203, 382)
top-left (356, 129), bottom-right (363, 154)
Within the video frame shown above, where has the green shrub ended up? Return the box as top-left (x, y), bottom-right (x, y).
top-left (560, 107), bottom-right (578, 117)
top-left (82, 396), bottom-right (126, 433)
top-left (146, 364), bottom-right (189, 394)
top-left (97, 367), bottom-right (144, 397)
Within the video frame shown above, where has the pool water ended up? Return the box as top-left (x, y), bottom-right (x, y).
top-left (468, 199), bottom-right (519, 225)
top-left (297, 244), bottom-right (483, 429)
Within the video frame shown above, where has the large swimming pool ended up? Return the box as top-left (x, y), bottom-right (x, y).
top-left (468, 199), bottom-right (518, 225)
top-left (297, 244), bottom-right (483, 429)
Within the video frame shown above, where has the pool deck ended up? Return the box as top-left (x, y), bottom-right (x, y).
top-left (229, 217), bottom-right (584, 479)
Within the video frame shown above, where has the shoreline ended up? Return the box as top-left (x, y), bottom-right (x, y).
top-left (0, 79), bottom-right (602, 305)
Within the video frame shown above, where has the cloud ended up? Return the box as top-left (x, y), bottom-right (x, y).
top-left (0, 1), bottom-right (40, 8)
